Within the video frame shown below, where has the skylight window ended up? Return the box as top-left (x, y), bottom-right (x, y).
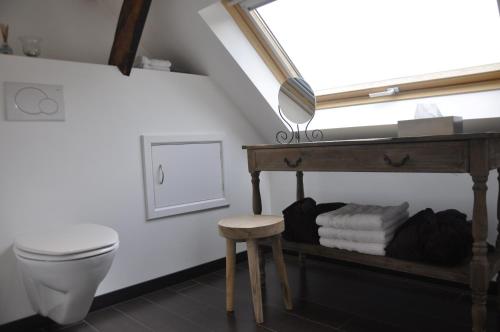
top-left (226, 0), bottom-right (500, 109)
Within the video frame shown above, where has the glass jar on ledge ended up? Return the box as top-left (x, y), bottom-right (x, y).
top-left (19, 36), bottom-right (42, 57)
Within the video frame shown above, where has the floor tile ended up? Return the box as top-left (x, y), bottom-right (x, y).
top-left (167, 279), bottom-right (199, 291)
top-left (176, 281), bottom-right (228, 309)
top-left (143, 287), bottom-right (205, 317)
top-left (56, 322), bottom-right (96, 332)
top-left (114, 297), bottom-right (209, 332)
top-left (259, 305), bottom-right (340, 332)
top-left (183, 306), bottom-right (273, 332)
top-left (86, 307), bottom-right (151, 332)
top-left (341, 316), bottom-right (411, 332)
top-left (286, 299), bottom-right (352, 329)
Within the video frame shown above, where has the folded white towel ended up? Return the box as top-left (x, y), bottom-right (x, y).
top-left (316, 202), bottom-right (409, 231)
top-left (318, 212), bottom-right (408, 244)
top-left (142, 64), bottom-right (171, 72)
top-left (319, 238), bottom-right (386, 256)
top-left (147, 58), bottom-right (172, 68)
top-left (143, 63), bottom-right (171, 69)
top-left (134, 56), bottom-right (172, 70)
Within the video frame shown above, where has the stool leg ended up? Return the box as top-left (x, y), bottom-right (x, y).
top-left (226, 239), bottom-right (236, 312)
top-left (259, 246), bottom-right (266, 288)
top-left (271, 235), bottom-right (293, 310)
top-left (247, 239), bottom-right (264, 323)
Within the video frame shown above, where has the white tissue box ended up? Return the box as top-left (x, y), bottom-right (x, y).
top-left (398, 116), bottom-right (463, 137)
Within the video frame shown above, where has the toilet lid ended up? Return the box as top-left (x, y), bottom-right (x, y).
top-left (15, 224), bottom-right (119, 256)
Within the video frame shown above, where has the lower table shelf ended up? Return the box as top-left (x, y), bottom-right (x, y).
top-left (262, 239), bottom-right (500, 285)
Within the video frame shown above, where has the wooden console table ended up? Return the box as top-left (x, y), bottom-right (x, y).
top-left (243, 133), bottom-right (500, 332)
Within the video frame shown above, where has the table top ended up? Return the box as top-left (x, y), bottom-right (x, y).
top-left (243, 132), bottom-right (500, 150)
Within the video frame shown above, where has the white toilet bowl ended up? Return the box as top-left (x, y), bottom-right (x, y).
top-left (14, 224), bottom-right (119, 325)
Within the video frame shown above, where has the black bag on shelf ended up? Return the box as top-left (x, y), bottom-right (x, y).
top-left (282, 198), bottom-right (345, 244)
top-left (386, 208), bottom-right (473, 265)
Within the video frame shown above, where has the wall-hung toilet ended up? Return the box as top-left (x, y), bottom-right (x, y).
top-left (14, 224), bottom-right (119, 325)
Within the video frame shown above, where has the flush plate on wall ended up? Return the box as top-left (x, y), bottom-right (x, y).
top-left (4, 82), bottom-right (65, 121)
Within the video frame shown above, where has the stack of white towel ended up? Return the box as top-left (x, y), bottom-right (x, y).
top-left (316, 202), bottom-right (409, 256)
top-left (134, 56), bottom-right (172, 71)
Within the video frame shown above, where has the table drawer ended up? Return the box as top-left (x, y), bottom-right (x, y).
top-left (251, 141), bottom-right (468, 173)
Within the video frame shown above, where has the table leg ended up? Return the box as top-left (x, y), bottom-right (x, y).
top-left (296, 171), bottom-right (307, 266)
top-left (225, 239), bottom-right (236, 312)
top-left (251, 171), bottom-right (266, 286)
top-left (497, 281), bottom-right (500, 312)
top-left (497, 169), bottom-right (500, 313)
top-left (471, 173), bottom-right (489, 332)
top-left (251, 171), bottom-right (262, 215)
top-left (296, 171), bottom-right (304, 201)
top-left (496, 169), bottom-right (500, 249)
top-left (470, 140), bottom-right (490, 332)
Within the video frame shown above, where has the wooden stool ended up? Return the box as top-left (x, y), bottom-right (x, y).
top-left (218, 215), bottom-right (293, 323)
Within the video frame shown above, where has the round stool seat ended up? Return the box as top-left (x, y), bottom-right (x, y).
top-left (218, 215), bottom-right (284, 240)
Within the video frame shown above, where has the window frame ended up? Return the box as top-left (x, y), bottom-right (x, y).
top-left (223, 0), bottom-right (500, 109)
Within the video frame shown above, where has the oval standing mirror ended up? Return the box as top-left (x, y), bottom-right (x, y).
top-left (276, 77), bottom-right (322, 144)
top-left (278, 77), bottom-right (315, 124)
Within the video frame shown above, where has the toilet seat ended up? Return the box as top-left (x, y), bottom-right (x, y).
top-left (14, 242), bottom-right (119, 262)
top-left (14, 223), bottom-right (119, 262)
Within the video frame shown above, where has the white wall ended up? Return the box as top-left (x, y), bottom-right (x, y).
top-left (0, 54), bottom-right (271, 324)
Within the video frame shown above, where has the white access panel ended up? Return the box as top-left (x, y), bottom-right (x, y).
top-left (142, 134), bottom-right (229, 219)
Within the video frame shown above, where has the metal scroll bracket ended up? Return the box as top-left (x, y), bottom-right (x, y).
top-left (275, 106), bottom-right (323, 144)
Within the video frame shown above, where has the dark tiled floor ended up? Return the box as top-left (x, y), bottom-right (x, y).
top-left (33, 255), bottom-right (500, 332)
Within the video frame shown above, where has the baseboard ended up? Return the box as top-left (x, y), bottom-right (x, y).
top-left (0, 252), bottom-right (247, 332)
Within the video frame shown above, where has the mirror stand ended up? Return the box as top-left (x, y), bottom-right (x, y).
top-left (276, 106), bottom-right (323, 144)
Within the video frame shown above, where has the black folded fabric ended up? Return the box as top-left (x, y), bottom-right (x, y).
top-left (386, 208), bottom-right (473, 265)
top-left (282, 198), bottom-right (345, 244)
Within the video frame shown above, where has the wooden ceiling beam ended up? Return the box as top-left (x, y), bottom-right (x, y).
top-left (108, 0), bottom-right (152, 76)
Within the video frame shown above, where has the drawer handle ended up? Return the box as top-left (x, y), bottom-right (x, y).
top-left (383, 154), bottom-right (410, 167)
top-left (284, 157), bottom-right (302, 168)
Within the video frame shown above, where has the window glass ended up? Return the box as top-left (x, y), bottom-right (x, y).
top-left (257, 0), bottom-right (500, 92)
